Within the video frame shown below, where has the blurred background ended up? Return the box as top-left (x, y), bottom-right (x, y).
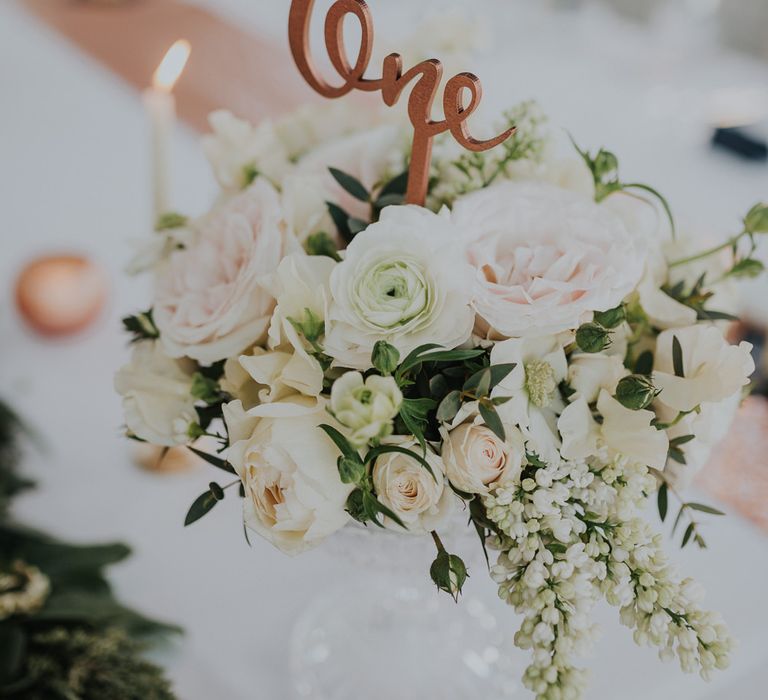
top-left (1, 1), bottom-right (767, 698)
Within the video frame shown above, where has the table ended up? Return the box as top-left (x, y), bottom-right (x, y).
top-left (1, 1), bottom-right (767, 698)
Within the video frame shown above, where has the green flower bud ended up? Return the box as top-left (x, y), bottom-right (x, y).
top-left (593, 305), bottom-right (626, 329)
top-left (430, 550), bottom-right (468, 602)
top-left (575, 323), bottom-right (612, 353)
top-left (304, 231), bottom-right (341, 261)
top-left (191, 372), bottom-right (220, 404)
top-left (744, 203), bottom-right (768, 234)
top-left (615, 374), bottom-right (658, 410)
top-left (337, 456), bottom-right (366, 485)
top-left (346, 489), bottom-right (367, 523)
top-left (593, 149), bottom-right (619, 180)
top-left (371, 341), bottom-right (400, 375)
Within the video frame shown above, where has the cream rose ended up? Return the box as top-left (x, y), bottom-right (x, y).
top-left (227, 404), bottom-right (353, 555)
top-left (452, 181), bottom-right (647, 339)
top-left (324, 206), bottom-right (475, 369)
top-left (372, 440), bottom-right (453, 533)
top-left (441, 417), bottom-right (525, 495)
top-left (653, 326), bottom-right (754, 412)
top-left (329, 372), bottom-right (403, 448)
top-left (154, 179), bottom-right (297, 364)
top-left (114, 341), bottom-right (197, 446)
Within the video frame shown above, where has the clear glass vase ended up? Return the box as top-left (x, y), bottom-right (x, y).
top-left (289, 520), bottom-right (525, 700)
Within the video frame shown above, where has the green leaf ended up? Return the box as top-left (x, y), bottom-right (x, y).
top-left (375, 193), bottom-right (405, 208)
top-left (672, 505), bottom-right (686, 535)
top-left (672, 335), bottom-right (685, 378)
top-left (121, 310), bottom-right (159, 343)
top-left (0, 623), bottom-right (26, 685)
top-left (362, 490), bottom-right (407, 530)
top-left (744, 202), bottom-right (768, 234)
top-left (681, 522), bottom-right (695, 548)
top-left (634, 350), bottom-right (654, 376)
top-left (184, 489), bottom-right (219, 526)
top-left (328, 167), bottom-right (370, 202)
top-left (348, 217), bottom-right (368, 235)
top-left (478, 403), bottom-right (505, 441)
top-left (318, 424), bottom-right (359, 461)
top-left (399, 346), bottom-right (485, 374)
top-left (365, 444), bottom-right (437, 481)
top-left (463, 363), bottom-right (516, 397)
top-left (686, 502), bottom-right (725, 516)
top-left (187, 447), bottom-right (237, 475)
top-left (670, 434), bottom-right (695, 447)
top-left (657, 483), bottom-right (668, 522)
top-left (728, 258), bottom-right (765, 279)
top-left (668, 446), bottom-right (687, 464)
top-left (326, 201), bottom-right (353, 243)
top-left (399, 398), bottom-right (436, 449)
top-left (155, 211), bottom-right (188, 231)
top-left (436, 390), bottom-right (462, 423)
top-left (378, 170), bottom-right (409, 198)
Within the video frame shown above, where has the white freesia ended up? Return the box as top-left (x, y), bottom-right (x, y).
top-left (490, 335), bottom-right (569, 464)
top-left (325, 206), bottom-right (475, 369)
top-left (203, 110), bottom-right (290, 190)
top-left (559, 391), bottom-right (668, 468)
top-left (568, 352), bottom-right (629, 404)
top-left (452, 181), bottom-right (647, 339)
top-left (264, 253), bottom-right (335, 354)
top-left (114, 341), bottom-right (197, 446)
top-left (330, 372), bottom-right (403, 448)
top-left (227, 402), bottom-right (352, 555)
top-left (154, 179), bottom-right (297, 364)
top-left (441, 413), bottom-right (525, 495)
top-left (372, 439), bottom-right (453, 533)
top-left (659, 392), bottom-right (741, 489)
top-left (296, 124), bottom-right (407, 221)
top-left (653, 326), bottom-right (754, 412)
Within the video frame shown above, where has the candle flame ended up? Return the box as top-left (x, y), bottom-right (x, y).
top-left (153, 39), bottom-right (191, 92)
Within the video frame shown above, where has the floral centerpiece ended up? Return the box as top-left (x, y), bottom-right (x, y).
top-left (116, 4), bottom-right (767, 698)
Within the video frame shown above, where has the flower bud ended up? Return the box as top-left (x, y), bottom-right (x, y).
top-left (429, 550), bottom-right (468, 601)
top-left (615, 374), bottom-right (658, 410)
top-left (371, 341), bottom-right (400, 375)
top-left (744, 203), bottom-right (768, 234)
top-left (575, 323), bottom-right (612, 353)
top-left (593, 305), bottom-right (626, 329)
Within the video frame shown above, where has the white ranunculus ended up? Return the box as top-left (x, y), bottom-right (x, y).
top-left (490, 335), bottom-right (569, 464)
top-left (296, 124), bottom-right (407, 222)
top-left (203, 110), bottom-right (290, 191)
top-left (558, 391), bottom-right (669, 468)
top-left (154, 179), bottom-right (297, 364)
top-left (329, 372), bottom-right (403, 448)
top-left (653, 326), bottom-right (754, 412)
top-left (452, 181), bottom-right (647, 339)
top-left (440, 414), bottom-right (525, 495)
top-left (114, 341), bottom-right (197, 446)
top-left (372, 439), bottom-right (453, 533)
top-left (227, 404), bottom-right (353, 555)
top-left (324, 206), bottom-right (475, 369)
top-left (568, 353), bottom-right (629, 404)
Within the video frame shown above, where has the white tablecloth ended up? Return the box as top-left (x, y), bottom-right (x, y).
top-left (1, 1), bottom-right (767, 698)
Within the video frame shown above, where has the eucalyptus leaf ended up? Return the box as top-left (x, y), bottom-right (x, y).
top-left (328, 167), bottom-right (370, 202)
top-left (184, 490), bottom-right (219, 526)
top-left (187, 447), bottom-right (236, 475)
top-left (657, 483), bottom-right (668, 522)
top-left (672, 335), bottom-right (685, 378)
top-left (478, 403), bottom-right (505, 441)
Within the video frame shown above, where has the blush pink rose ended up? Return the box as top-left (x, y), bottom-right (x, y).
top-left (451, 181), bottom-right (647, 339)
top-left (154, 179), bottom-right (297, 364)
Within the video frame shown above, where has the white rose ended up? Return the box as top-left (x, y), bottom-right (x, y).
top-left (114, 341), bottom-right (197, 446)
top-left (452, 181), bottom-right (647, 339)
top-left (567, 352), bottom-right (629, 404)
top-left (372, 439), bottom-right (453, 533)
top-left (324, 206), bottom-right (475, 369)
top-left (296, 124), bottom-right (407, 222)
top-left (202, 110), bottom-right (290, 190)
top-left (329, 372), bottom-right (403, 448)
top-left (227, 404), bottom-right (352, 555)
top-left (440, 416), bottom-right (525, 495)
top-left (558, 390), bottom-right (669, 468)
top-left (653, 326), bottom-right (754, 412)
top-left (154, 179), bottom-right (297, 364)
